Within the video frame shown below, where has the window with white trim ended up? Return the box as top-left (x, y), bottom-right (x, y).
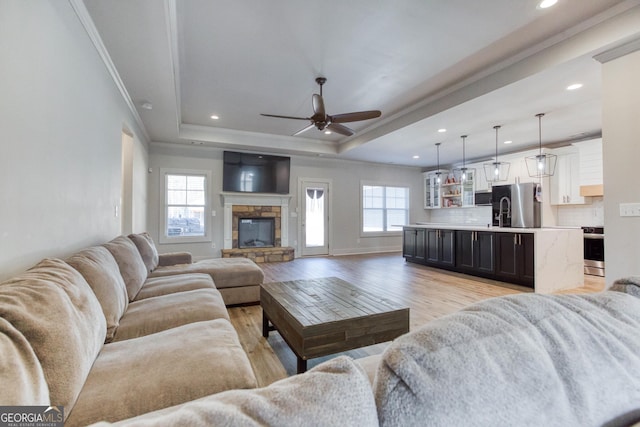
top-left (160, 169), bottom-right (211, 243)
top-left (362, 184), bottom-right (409, 234)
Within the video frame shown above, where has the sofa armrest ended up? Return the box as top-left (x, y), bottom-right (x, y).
top-left (158, 252), bottom-right (192, 266)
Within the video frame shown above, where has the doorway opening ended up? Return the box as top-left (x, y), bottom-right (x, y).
top-left (300, 180), bottom-right (330, 256)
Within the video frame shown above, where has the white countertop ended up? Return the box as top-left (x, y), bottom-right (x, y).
top-left (408, 223), bottom-right (581, 233)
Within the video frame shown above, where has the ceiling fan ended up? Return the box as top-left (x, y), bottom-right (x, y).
top-left (261, 77), bottom-right (382, 137)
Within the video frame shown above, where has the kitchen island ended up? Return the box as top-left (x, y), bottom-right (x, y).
top-left (402, 224), bottom-right (583, 294)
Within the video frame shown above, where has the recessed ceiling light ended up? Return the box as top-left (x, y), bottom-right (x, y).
top-left (140, 102), bottom-right (153, 110)
top-left (324, 130), bottom-right (332, 135)
top-left (504, 140), bottom-right (513, 144)
top-left (566, 83), bottom-right (583, 91)
top-left (538, 0), bottom-right (558, 9)
top-left (210, 115), bottom-right (219, 120)
top-left (438, 128), bottom-right (447, 133)
top-left (412, 155), bottom-right (420, 159)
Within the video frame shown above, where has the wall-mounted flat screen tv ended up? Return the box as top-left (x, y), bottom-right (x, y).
top-left (223, 151), bottom-right (290, 194)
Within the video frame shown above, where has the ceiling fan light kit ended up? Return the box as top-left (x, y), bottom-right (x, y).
top-left (526, 113), bottom-right (557, 178)
top-left (484, 125), bottom-right (510, 182)
top-left (261, 77), bottom-right (381, 137)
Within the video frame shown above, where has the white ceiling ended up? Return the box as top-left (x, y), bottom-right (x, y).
top-left (82, 0), bottom-right (640, 168)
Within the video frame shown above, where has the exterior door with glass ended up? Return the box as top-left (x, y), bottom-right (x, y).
top-left (300, 180), bottom-right (330, 256)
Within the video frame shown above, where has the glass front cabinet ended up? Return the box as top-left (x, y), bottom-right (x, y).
top-left (423, 170), bottom-right (446, 209)
top-left (424, 169), bottom-right (475, 209)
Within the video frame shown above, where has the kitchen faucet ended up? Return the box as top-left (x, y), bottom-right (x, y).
top-left (498, 196), bottom-right (511, 227)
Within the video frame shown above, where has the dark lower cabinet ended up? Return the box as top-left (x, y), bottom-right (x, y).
top-left (456, 231), bottom-right (495, 277)
top-left (403, 228), bottom-right (426, 262)
top-left (425, 229), bottom-right (455, 268)
top-left (495, 232), bottom-right (535, 288)
top-left (404, 227), bottom-right (534, 288)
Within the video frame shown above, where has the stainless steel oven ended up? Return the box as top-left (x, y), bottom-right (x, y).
top-left (582, 227), bottom-right (604, 277)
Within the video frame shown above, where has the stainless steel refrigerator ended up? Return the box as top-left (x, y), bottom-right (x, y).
top-left (492, 182), bottom-right (541, 228)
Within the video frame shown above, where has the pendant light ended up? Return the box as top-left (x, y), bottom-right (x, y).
top-left (453, 135), bottom-right (474, 183)
top-left (434, 142), bottom-right (442, 183)
top-left (526, 113), bottom-right (557, 178)
top-left (484, 125), bottom-right (510, 182)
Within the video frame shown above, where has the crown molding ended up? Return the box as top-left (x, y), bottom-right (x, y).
top-left (68, 0), bottom-right (150, 142)
top-left (594, 34), bottom-right (640, 63)
top-left (164, 0), bottom-right (182, 134)
top-left (179, 123), bottom-right (337, 155)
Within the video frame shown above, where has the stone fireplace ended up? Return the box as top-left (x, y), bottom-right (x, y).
top-left (220, 193), bottom-right (294, 262)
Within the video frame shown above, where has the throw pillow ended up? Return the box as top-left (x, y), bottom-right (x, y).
top-left (103, 236), bottom-right (148, 301)
top-left (128, 233), bottom-right (159, 273)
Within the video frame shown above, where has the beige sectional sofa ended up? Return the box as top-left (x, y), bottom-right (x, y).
top-left (3, 232), bottom-right (640, 426)
top-left (0, 233), bottom-right (260, 426)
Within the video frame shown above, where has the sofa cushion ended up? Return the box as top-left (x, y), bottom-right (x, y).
top-left (134, 273), bottom-right (216, 301)
top-left (128, 233), bottom-right (159, 273)
top-left (374, 291), bottom-right (640, 427)
top-left (66, 319), bottom-right (257, 426)
top-left (66, 246), bottom-right (129, 342)
top-left (0, 317), bottom-right (49, 405)
top-left (89, 356), bottom-right (377, 427)
top-left (113, 288), bottom-right (229, 341)
top-left (0, 259), bottom-right (106, 418)
top-left (149, 258), bottom-right (264, 289)
top-left (158, 251), bottom-right (192, 267)
top-left (103, 236), bottom-right (148, 301)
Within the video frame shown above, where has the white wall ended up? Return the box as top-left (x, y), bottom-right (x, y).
top-left (0, 1), bottom-right (148, 280)
top-left (601, 47), bottom-right (640, 286)
top-left (147, 143), bottom-right (427, 258)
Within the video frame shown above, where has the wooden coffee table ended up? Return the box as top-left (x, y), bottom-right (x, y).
top-left (261, 277), bottom-right (409, 373)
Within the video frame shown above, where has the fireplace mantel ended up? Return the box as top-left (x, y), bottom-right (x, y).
top-left (221, 192), bottom-right (292, 250)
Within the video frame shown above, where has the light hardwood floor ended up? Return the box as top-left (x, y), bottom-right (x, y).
top-left (228, 252), bottom-right (605, 387)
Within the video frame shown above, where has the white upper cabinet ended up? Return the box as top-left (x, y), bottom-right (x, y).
top-left (574, 139), bottom-right (603, 196)
top-left (472, 162), bottom-right (490, 192)
top-left (550, 146), bottom-right (588, 205)
top-left (575, 139), bottom-right (603, 185)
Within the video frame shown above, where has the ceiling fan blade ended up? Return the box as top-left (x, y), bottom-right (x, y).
top-left (312, 94), bottom-right (326, 117)
top-left (330, 110), bottom-right (382, 123)
top-left (327, 123), bottom-right (354, 136)
top-left (293, 123), bottom-right (315, 136)
top-left (261, 113), bottom-right (310, 121)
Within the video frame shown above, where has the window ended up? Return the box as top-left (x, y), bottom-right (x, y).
top-left (362, 184), bottom-right (409, 234)
top-left (160, 169), bottom-right (211, 243)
